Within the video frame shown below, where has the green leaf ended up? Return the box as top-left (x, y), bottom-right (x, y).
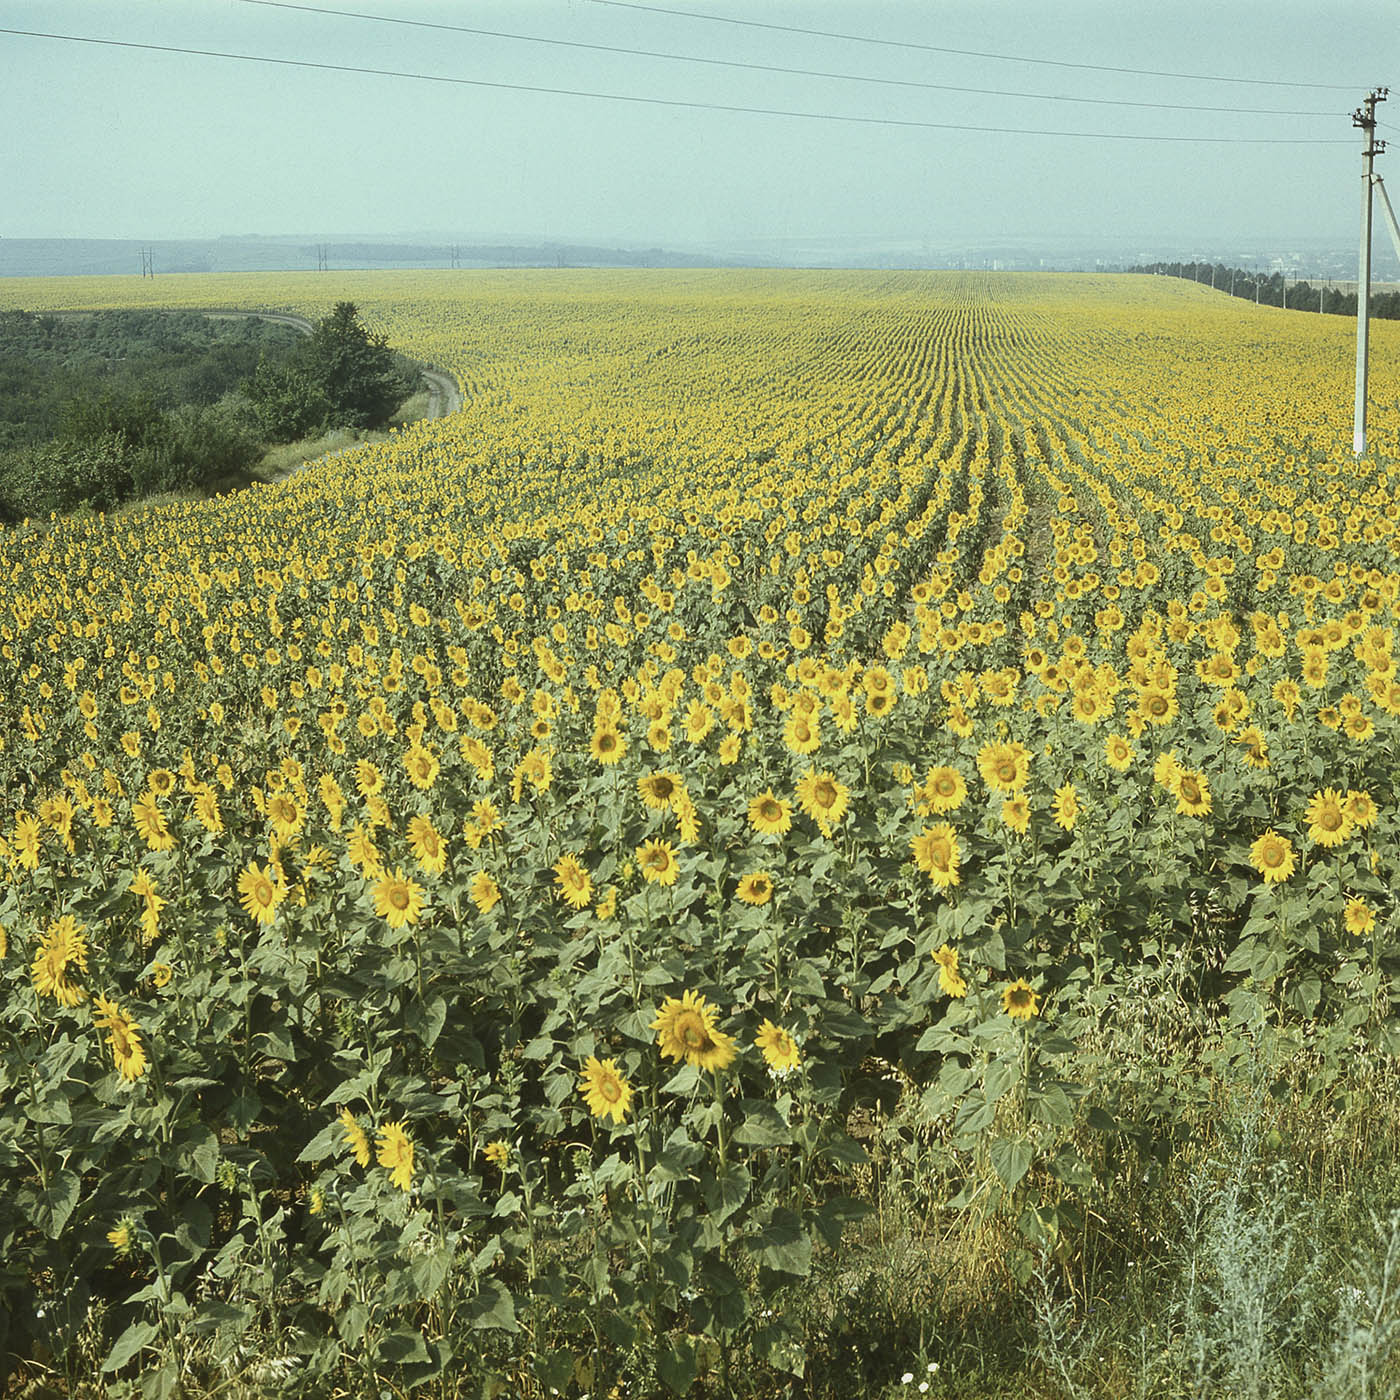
top-left (701, 1161), bottom-right (750, 1226)
top-left (989, 1135), bottom-right (1033, 1191)
top-left (464, 1279), bottom-right (517, 1332)
top-left (38, 1168), bottom-right (79, 1238)
top-left (751, 1207), bottom-right (812, 1276)
top-left (732, 1099), bottom-right (792, 1147)
top-left (297, 1120), bottom-right (342, 1163)
top-left (984, 1057), bottom-right (1021, 1103)
top-left (657, 1337), bottom-right (697, 1396)
top-left (953, 1093), bottom-right (996, 1136)
top-left (378, 1328), bottom-right (429, 1364)
top-left (102, 1320), bottom-right (159, 1372)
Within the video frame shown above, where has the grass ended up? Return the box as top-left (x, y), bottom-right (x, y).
top-left (259, 388), bottom-right (433, 481)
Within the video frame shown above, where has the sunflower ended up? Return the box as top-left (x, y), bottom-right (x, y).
top-left (932, 943), bottom-right (968, 998)
top-left (1001, 796), bottom-right (1031, 834)
top-left (1152, 750), bottom-right (1181, 792)
top-left (93, 994), bottom-right (148, 1081)
top-left (922, 765), bottom-right (967, 813)
top-left (578, 1055), bottom-right (633, 1124)
top-left (1344, 789), bottom-right (1378, 829)
top-left (373, 868), bottom-right (425, 928)
top-left (754, 1019), bottom-right (801, 1074)
top-left (107, 1218), bottom-right (136, 1257)
top-left (376, 1120), bottom-right (415, 1191)
top-left (1001, 979), bottom-right (1041, 1021)
top-left (1051, 783), bottom-right (1080, 832)
top-left (1305, 788), bottom-right (1353, 848)
top-left (407, 814), bottom-right (448, 875)
top-left (1174, 770), bottom-right (1212, 817)
top-left (469, 871), bottom-right (502, 914)
top-left (30, 915), bottom-right (89, 1006)
top-left (404, 746), bottom-right (440, 791)
top-left (911, 823), bottom-right (961, 890)
top-left (1235, 727), bottom-right (1270, 769)
top-left (651, 989), bottom-right (737, 1072)
top-left (338, 1107), bottom-right (372, 1166)
top-left (976, 741), bottom-right (1031, 794)
top-left (1249, 830), bottom-right (1296, 884)
top-left (237, 861), bottom-right (284, 925)
top-left (13, 812), bottom-right (41, 869)
top-left (266, 792), bottom-right (304, 838)
top-left (735, 871), bottom-right (774, 905)
top-left (482, 1139), bottom-right (512, 1170)
top-left (1104, 733), bottom-right (1134, 771)
top-left (796, 767), bottom-right (850, 834)
top-left (638, 771), bottom-right (683, 811)
top-left (151, 962), bottom-right (173, 989)
top-left (1137, 687), bottom-right (1178, 726)
top-left (553, 853), bottom-right (593, 909)
top-left (590, 726), bottom-right (626, 765)
top-left (132, 792), bottom-right (175, 853)
top-left (636, 838), bottom-right (680, 887)
top-left (746, 789), bottom-right (790, 835)
top-left (192, 785), bottom-right (224, 835)
top-left (1344, 898), bottom-right (1376, 936)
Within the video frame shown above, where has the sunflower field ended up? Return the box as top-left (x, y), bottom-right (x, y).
top-left (1, 269), bottom-right (1399, 1398)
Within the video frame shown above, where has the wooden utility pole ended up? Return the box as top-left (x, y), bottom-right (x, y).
top-left (1353, 88), bottom-right (1387, 455)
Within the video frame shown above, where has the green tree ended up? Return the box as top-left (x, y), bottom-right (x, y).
top-left (305, 301), bottom-right (413, 430)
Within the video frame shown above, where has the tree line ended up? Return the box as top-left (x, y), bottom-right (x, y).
top-left (1129, 262), bottom-right (1400, 320)
top-left (0, 303), bottom-right (419, 521)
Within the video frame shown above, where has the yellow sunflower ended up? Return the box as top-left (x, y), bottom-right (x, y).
top-left (754, 1019), bottom-right (801, 1074)
top-left (735, 871), bottom-right (774, 905)
top-left (932, 943), bottom-right (968, 998)
top-left (910, 823), bottom-right (961, 890)
top-left (748, 789), bottom-right (793, 836)
top-left (1344, 898), bottom-right (1376, 936)
top-left (1001, 979), bottom-right (1041, 1021)
top-left (376, 1120), bottom-right (415, 1191)
top-left (553, 853), bottom-right (593, 909)
top-left (339, 1107), bottom-right (371, 1166)
top-left (976, 741), bottom-right (1031, 794)
top-left (407, 814), bottom-right (448, 876)
top-left (236, 861), bottom-right (284, 926)
top-left (578, 1055), bottom-right (633, 1124)
top-left (373, 868), bottom-right (425, 929)
top-left (651, 989), bottom-right (738, 1072)
top-left (1306, 788), bottom-right (1353, 848)
top-left (636, 838), bottom-right (680, 887)
top-left (1249, 830), bottom-right (1296, 884)
top-left (93, 995), bottom-right (148, 1082)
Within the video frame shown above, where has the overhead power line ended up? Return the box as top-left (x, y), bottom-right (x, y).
top-left (234, 0), bottom-right (1341, 118)
top-left (0, 27), bottom-right (1352, 144)
top-left (588, 0), bottom-right (1360, 92)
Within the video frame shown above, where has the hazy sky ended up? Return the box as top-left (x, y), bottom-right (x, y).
top-left (1, 0), bottom-right (1395, 248)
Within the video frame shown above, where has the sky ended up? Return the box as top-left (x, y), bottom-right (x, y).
top-left (0, 0), bottom-right (1395, 251)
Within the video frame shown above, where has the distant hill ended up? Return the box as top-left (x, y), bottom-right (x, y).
top-left (0, 237), bottom-right (731, 278)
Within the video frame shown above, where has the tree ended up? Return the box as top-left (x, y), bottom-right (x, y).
top-left (244, 302), bottom-right (415, 440)
top-left (304, 302), bottom-right (413, 431)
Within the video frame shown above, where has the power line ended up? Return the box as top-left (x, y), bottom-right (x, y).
top-left (0, 27), bottom-right (1352, 143)
top-left (234, 0), bottom-right (1341, 119)
top-left (588, 0), bottom-right (1360, 92)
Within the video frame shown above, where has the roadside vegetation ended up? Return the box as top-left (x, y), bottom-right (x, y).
top-left (0, 303), bottom-right (421, 520)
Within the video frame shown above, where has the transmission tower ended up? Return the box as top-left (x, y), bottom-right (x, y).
top-left (140, 246), bottom-right (153, 278)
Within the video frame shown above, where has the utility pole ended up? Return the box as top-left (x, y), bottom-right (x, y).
top-left (1353, 88), bottom-right (1387, 456)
